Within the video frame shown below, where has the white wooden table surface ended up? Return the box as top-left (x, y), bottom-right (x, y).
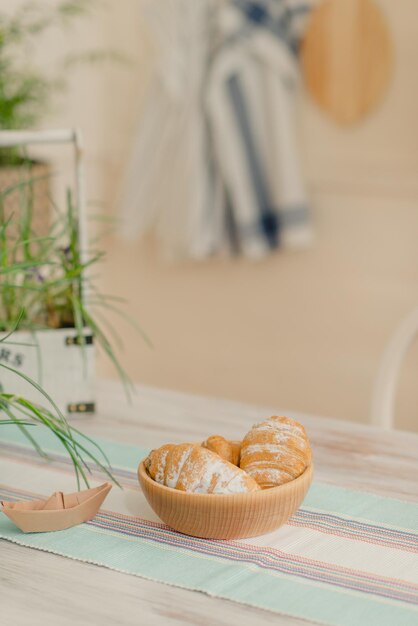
top-left (2, 380), bottom-right (418, 626)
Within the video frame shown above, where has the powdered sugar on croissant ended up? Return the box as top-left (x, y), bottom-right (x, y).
top-left (240, 416), bottom-right (311, 488)
top-left (145, 443), bottom-right (259, 494)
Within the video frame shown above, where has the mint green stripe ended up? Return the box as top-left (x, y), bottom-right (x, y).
top-left (1, 425), bottom-right (417, 532)
top-left (0, 517), bottom-right (416, 626)
top-left (304, 484), bottom-right (418, 532)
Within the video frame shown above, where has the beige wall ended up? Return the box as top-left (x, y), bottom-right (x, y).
top-left (7, 1), bottom-right (417, 430)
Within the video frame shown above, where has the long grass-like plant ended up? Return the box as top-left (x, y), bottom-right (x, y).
top-left (0, 174), bottom-right (149, 399)
top-left (0, 158), bottom-right (145, 486)
top-left (0, 316), bottom-right (120, 489)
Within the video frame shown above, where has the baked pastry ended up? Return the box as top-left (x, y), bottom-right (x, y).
top-left (240, 416), bottom-right (311, 488)
top-left (202, 435), bottom-right (241, 466)
top-left (145, 443), bottom-right (260, 494)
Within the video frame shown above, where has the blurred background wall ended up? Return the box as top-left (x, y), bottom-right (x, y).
top-left (5, 0), bottom-right (418, 430)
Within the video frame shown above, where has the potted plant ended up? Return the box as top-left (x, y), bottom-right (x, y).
top-left (0, 147), bottom-right (147, 415)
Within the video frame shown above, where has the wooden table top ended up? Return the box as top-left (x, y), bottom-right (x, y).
top-left (2, 380), bottom-right (418, 626)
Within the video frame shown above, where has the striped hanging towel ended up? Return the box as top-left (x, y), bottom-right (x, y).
top-left (206, 0), bottom-right (313, 258)
top-left (120, 0), bottom-right (312, 259)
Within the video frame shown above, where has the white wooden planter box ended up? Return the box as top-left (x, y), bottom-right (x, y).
top-left (0, 328), bottom-right (95, 416)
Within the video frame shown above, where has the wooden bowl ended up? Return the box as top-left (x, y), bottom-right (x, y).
top-left (138, 461), bottom-right (313, 540)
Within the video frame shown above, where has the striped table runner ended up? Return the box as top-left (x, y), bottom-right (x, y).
top-left (0, 427), bottom-right (417, 626)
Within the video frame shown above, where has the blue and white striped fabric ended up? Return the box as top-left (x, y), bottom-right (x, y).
top-left (206, 0), bottom-right (312, 257)
top-left (121, 0), bottom-right (312, 259)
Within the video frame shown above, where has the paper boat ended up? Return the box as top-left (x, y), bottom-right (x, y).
top-left (1, 483), bottom-right (112, 533)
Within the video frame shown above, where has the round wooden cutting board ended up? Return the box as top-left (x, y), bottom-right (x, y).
top-left (301, 0), bottom-right (393, 125)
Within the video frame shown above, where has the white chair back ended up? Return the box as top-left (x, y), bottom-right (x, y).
top-left (371, 308), bottom-right (418, 429)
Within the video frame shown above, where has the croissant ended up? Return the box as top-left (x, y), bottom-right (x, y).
top-left (145, 443), bottom-right (260, 494)
top-left (240, 416), bottom-right (311, 488)
top-left (202, 435), bottom-right (241, 466)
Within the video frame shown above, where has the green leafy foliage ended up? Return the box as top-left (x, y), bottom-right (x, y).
top-left (0, 173), bottom-right (150, 398)
top-left (0, 369), bottom-right (121, 489)
top-left (0, 170), bottom-right (150, 487)
top-left (0, 1), bottom-right (125, 165)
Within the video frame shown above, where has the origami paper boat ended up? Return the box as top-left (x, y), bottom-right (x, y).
top-left (1, 482), bottom-right (112, 533)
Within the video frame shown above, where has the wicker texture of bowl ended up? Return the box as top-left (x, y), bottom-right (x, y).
top-left (138, 461), bottom-right (313, 540)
